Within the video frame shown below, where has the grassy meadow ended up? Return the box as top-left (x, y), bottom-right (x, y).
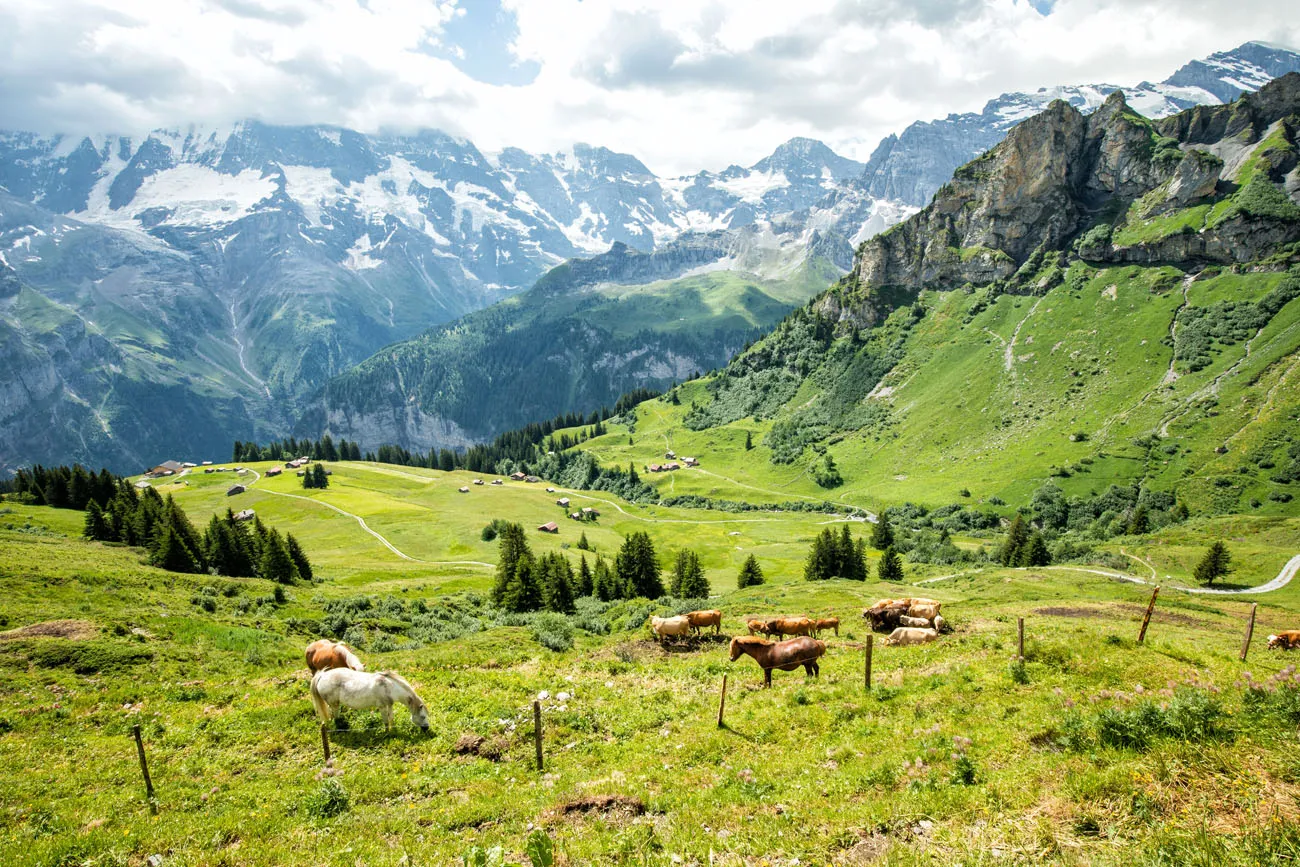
top-left (3, 464), bottom-right (1300, 865)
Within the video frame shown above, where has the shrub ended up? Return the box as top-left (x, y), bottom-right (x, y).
top-left (530, 612), bottom-right (574, 652)
top-left (303, 779), bottom-right (350, 819)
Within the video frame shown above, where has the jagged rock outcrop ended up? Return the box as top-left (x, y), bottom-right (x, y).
top-left (839, 74), bottom-right (1300, 324)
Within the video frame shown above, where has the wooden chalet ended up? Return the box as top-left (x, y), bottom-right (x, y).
top-left (537, 521), bottom-right (559, 533)
top-left (226, 485), bottom-right (246, 496)
top-left (557, 497), bottom-right (570, 507)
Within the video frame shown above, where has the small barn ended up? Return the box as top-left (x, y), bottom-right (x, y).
top-left (491, 479), bottom-right (504, 486)
top-left (458, 486), bottom-right (470, 493)
top-left (181, 462), bottom-right (197, 469)
top-left (510, 472), bottom-right (527, 481)
top-left (582, 507), bottom-right (600, 517)
top-left (683, 456), bottom-right (699, 467)
top-left (648, 464), bottom-right (662, 473)
top-left (234, 509), bottom-right (255, 522)
top-left (473, 479), bottom-right (484, 485)
top-left (227, 485), bottom-right (246, 496)
top-left (134, 480), bottom-right (151, 490)
top-left (266, 467), bottom-right (283, 477)
top-left (537, 521), bottom-right (559, 533)
top-left (664, 462), bottom-right (681, 471)
top-left (665, 451), bottom-right (676, 459)
top-left (557, 498), bottom-right (570, 507)
top-left (524, 475), bottom-right (541, 483)
top-left (201, 461), bottom-right (212, 466)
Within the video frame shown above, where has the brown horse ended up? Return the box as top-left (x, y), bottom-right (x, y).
top-left (729, 636), bottom-right (826, 688)
top-left (305, 639), bottom-right (365, 674)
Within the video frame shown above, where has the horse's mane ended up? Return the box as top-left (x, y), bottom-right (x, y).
top-left (731, 635), bottom-right (772, 647)
top-left (379, 671), bottom-right (419, 696)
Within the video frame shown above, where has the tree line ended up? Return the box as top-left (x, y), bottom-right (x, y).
top-left (802, 521), bottom-right (904, 582)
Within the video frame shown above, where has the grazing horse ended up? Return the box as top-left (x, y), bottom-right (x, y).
top-left (649, 615), bottom-right (691, 643)
top-left (686, 609), bottom-right (723, 635)
top-left (305, 639), bottom-right (365, 674)
top-left (811, 617), bottom-right (840, 638)
top-left (310, 669), bottom-right (429, 731)
top-left (728, 636), bottom-right (826, 688)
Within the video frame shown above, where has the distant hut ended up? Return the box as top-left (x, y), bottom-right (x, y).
top-left (665, 451), bottom-right (676, 459)
top-left (557, 498), bottom-right (571, 507)
top-left (458, 486), bottom-right (470, 493)
top-left (473, 479), bottom-right (484, 485)
top-left (134, 480), bottom-right (151, 490)
top-left (227, 484), bottom-right (246, 497)
top-left (201, 461), bottom-right (213, 466)
top-left (648, 464), bottom-right (662, 473)
top-left (582, 507), bottom-right (600, 518)
top-left (524, 475), bottom-right (541, 483)
top-left (510, 472), bottom-right (527, 481)
top-left (234, 509), bottom-right (255, 522)
top-left (683, 456), bottom-right (699, 467)
top-left (537, 521), bottom-right (559, 533)
top-left (491, 479), bottom-right (504, 486)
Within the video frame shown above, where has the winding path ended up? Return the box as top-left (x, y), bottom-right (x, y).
top-left (915, 555), bottom-right (1300, 596)
top-left (243, 469), bottom-right (491, 569)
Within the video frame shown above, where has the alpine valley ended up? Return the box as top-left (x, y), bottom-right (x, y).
top-left (2, 41), bottom-right (1299, 472)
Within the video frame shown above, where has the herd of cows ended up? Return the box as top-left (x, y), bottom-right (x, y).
top-left (300, 608), bottom-right (1300, 728)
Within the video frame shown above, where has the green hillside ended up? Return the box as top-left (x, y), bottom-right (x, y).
top-left (296, 247), bottom-right (840, 453)
top-left (3, 467), bottom-right (1300, 865)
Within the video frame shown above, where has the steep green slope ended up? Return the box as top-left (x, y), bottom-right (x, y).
top-left (296, 242), bottom-right (842, 453)
top-left (566, 76), bottom-right (1300, 518)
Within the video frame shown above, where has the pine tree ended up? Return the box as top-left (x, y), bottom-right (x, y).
top-left (999, 514), bottom-right (1030, 566)
top-left (629, 462), bottom-right (640, 484)
top-left (540, 554), bottom-right (576, 614)
top-left (877, 545), bottom-right (905, 583)
top-left (311, 464), bottom-right (329, 489)
top-left (737, 554), bottom-right (764, 588)
top-left (803, 530), bottom-right (836, 581)
top-left (853, 538), bottom-right (871, 581)
top-left (492, 523), bottom-right (531, 605)
top-left (1193, 541), bottom-right (1232, 586)
top-left (671, 549), bottom-right (709, 598)
top-left (286, 533), bottom-right (313, 582)
top-left (616, 532), bottom-right (663, 599)
top-left (577, 531), bottom-right (590, 551)
top-left (870, 513), bottom-right (894, 550)
top-left (1127, 506), bottom-right (1150, 536)
top-left (577, 554), bottom-right (593, 597)
top-left (152, 525), bottom-right (201, 573)
top-left (593, 556), bottom-right (616, 601)
top-left (501, 556), bottom-right (542, 612)
top-left (83, 500), bottom-right (112, 541)
top-left (744, 430), bottom-right (753, 451)
top-left (259, 528), bottom-right (299, 584)
top-left (1017, 531), bottom-right (1051, 567)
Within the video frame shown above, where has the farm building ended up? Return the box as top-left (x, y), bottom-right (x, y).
top-left (133, 480), bottom-right (151, 490)
top-left (537, 522), bottom-right (559, 533)
top-left (557, 498), bottom-right (570, 507)
top-left (234, 509), bottom-right (255, 522)
top-left (648, 464), bottom-right (662, 473)
top-left (491, 480), bottom-right (504, 486)
top-left (524, 475), bottom-right (541, 483)
top-left (570, 512), bottom-right (583, 520)
top-left (663, 462), bottom-right (681, 471)
top-left (683, 457), bottom-right (699, 467)
top-left (473, 479), bottom-right (484, 485)
top-left (582, 507), bottom-right (600, 517)
top-left (181, 462), bottom-right (197, 469)
top-left (266, 467), bottom-right (283, 477)
top-left (203, 468), bottom-right (214, 474)
top-left (226, 485), bottom-right (246, 496)
top-left (546, 487), bottom-right (556, 493)
top-left (458, 486), bottom-right (470, 493)
top-left (665, 451), bottom-right (676, 459)
top-left (510, 472), bottom-right (527, 481)
top-left (201, 461), bottom-right (212, 466)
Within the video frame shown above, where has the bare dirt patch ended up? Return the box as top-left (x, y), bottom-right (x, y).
top-left (0, 620), bottom-right (97, 641)
top-left (453, 733), bottom-right (505, 761)
top-left (1033, 605), bottom-right (1210, 629)
top-left (553, 794), bottom-right (646, 819)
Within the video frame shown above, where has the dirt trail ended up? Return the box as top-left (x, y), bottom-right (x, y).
top-left (915, 556), bottom-right (1300, 596)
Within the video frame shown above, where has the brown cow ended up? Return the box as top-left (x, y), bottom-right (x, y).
top-left (729, 636), bottom-right (826, 687)
top-left (864, 599), bottom-right (911, 633)
top-left (686, 609), bottom-right (723, 635)
top-left (305, 639), bottom-right (365, 674)
top-left (811, 617), bottom-right (840, 638)
top-left (746, 619), bottom-right (772, 636)
top-left (1267, 630), bottom-right (1300, 650)
top-left (768, 616), bottom-right (814, 639)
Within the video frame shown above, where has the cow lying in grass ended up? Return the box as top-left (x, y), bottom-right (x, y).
top-left (886, 627), bottom-right (939, 646)
top-left (729, 636), bottom-right (826, 688)
top-left (649, 615), bottom-right (691, 643)
top-left (1268, 630), bottom-right (1300, 650)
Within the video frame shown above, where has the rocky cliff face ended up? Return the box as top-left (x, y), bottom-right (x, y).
top-left (858, 41), bottom-right (1300, 209)
top-left (834, 73), bottom-right (1300, 328)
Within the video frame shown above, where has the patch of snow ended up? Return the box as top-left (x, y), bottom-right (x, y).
top-left (81, 164), bottom-right (276, 229)
top-left (715, 169), bottom-right (790, 205)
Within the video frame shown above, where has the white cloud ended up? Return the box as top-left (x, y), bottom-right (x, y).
top-left (0, 0), bottom-right (1296, 174)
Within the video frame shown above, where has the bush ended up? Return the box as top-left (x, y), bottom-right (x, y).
top-left (303, 779), bottom-right (350, 819)
top-left (530, 612), bottom-right (574, 652)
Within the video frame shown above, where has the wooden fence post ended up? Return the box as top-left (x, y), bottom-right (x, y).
top-left (1240, 603), bottom-right (1258, 662)
top-left (1017, 617), bottom-right (1025, 662)
top-left (1137, 587), bottom-right (1159, 645)
top-left (864, 635), bottom-right (873, 691)
top-left (131, 724), bottom-right (157, 814)
top-left (320, 723), bottom-right (331, 764)
top-left (533, 700), bottom-right (543, 772)
top-left (717, 675), bottom-right (728, 728)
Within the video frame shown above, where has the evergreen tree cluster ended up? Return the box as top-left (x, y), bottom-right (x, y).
top-left (8, 464), bottom-right (120, 511)
top-left (232, 435), bottom-right (359, 463)
top-left (80, 480), bottom-right (312, 582)
top-left (804, 525), bottom-right (870, 581)
top-left (670, 549), bottom-right (710, 598)
top-left (489, 524), bottom-right (672, 613)
top-left (997, 515), bottom-right (1052, 567)
top-left (301, 464), bottom-right (330, 489)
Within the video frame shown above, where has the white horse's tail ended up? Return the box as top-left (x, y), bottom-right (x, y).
top-left (338, 643), bottom-right (365, 671)
top-left (309, 671), bottom-right (331, 723)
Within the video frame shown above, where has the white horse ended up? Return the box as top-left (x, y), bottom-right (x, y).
top-left (310, 669), bottom-right (430, 731)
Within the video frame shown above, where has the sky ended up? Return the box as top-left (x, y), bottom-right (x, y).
top-left (1, 0), bottom-right (1297, 176)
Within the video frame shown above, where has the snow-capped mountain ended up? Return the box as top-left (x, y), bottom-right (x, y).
top-left (861, 41), bottom-right (1300, 207)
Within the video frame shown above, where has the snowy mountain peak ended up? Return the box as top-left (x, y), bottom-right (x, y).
top-left (751, 137), bottom-right (865, 182)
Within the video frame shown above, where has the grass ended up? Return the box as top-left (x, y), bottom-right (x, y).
top-left (572, 264), bottom-right (1300, 519)
top-left (3, 500), bottom-right (1300, 865)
